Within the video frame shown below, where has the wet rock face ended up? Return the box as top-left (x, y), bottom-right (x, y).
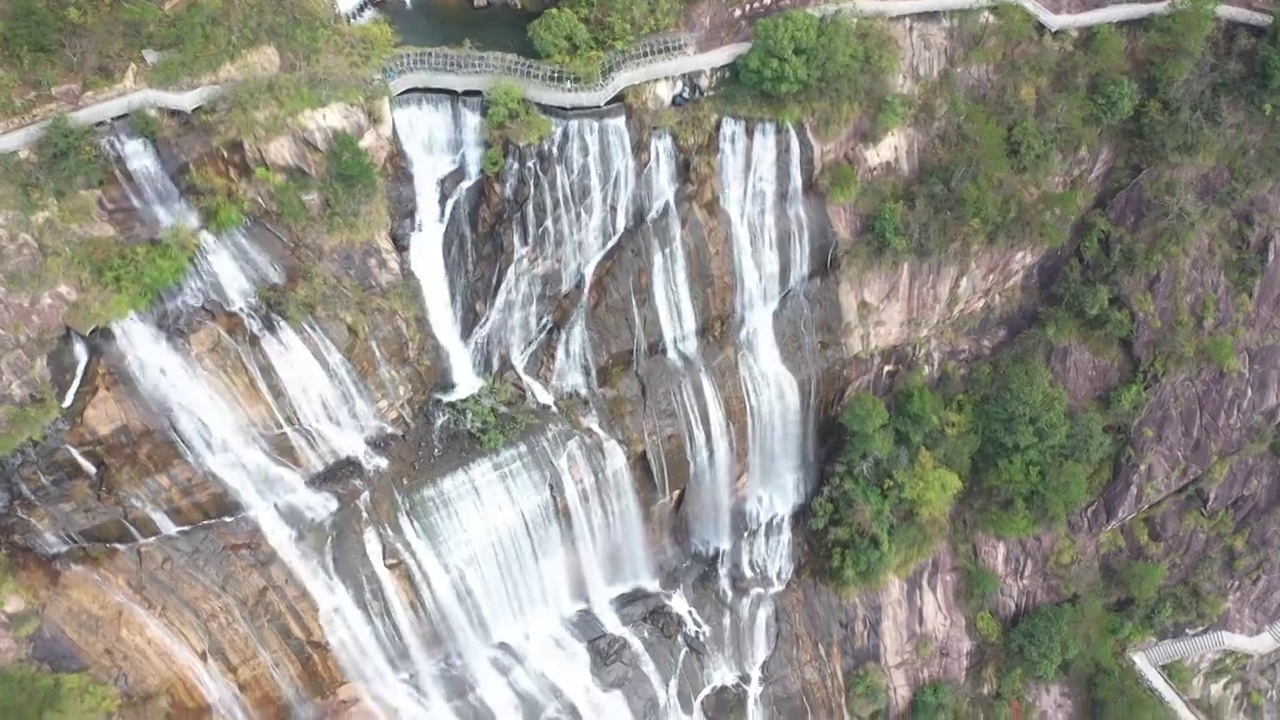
top-left (44, 516), bottom-right (341, 716)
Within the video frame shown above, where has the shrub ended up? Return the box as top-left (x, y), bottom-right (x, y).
top-left (822, 163), bottom-right (859, 204)
top-left (482, 146), bottom-right (505, 177)
top-left (1202, 334), bottom-right (1237, 372)
top-left (528, 8), bottom-right (595, 62)
top-left (872, 93), bottom-right (912, 139)
top-left (868, 200), bottom-right (907, 255)
top-left (0, 665), bottom-right (118, 720)
top-left (975, 610), bottom-right (1003, 644)
top-left (1091, 74), bottom-right (1140, 126)
top-left (911, 681), bottom-right (956, 719)
top-left (77, 228), bottom-right (199, 320)
top-left (30, 116), bottom-right (108, 199)
top-left (450, 383), bottom-right (536, 452)
top-left (846, 667), bottom-right (889, 718)
top-left (1006, 603), bottom-right (1080, 680)
top-left (484, 82), bottom-right (552, 147)
top-left (325, 132), bottom-right (379, 217)
top-left (0, 397), bottom-right (60, 457)
top-left (738, 11), bottom-right (824, 98)
top-left (1119, 561), bottom-right (1167, 603)
top-left (129, 111), bottom-right (160, 142)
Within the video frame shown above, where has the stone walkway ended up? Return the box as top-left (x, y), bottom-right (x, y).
top-left (0, 0), bottom-right (1274, 150)
top-left (1129, 619), bottom-right (1280, 719)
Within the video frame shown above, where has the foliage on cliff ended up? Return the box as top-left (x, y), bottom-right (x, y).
top-left (811, 2), bottom-right (1280, 713)
top-left (483, 82), bottom-right (552, 174)
top-left (449, 383), bottom-right (537, 452)
top-left (726, 11), bottom-right (900, 136)
top-left (812, 352), bottom-right (1113, 588)
top-left (0, 664), bottom-right (118, 720)
top-left (0, 0), bottom-right (396, 121)
top-left (527, 0), bottom-right (684, 76)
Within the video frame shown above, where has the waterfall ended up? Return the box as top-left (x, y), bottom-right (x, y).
top-left (107, 136), bottom-right (281, 311)
top-left (713, 119), bottom-right (813, 717)
top-left (107, 136), bottom-right (442, 717)
top-left (467, 110), bottom-right (637, 401)
top-left (354, 424), bottom-right (658, 718)
top-left (643, 133), bottom-right (736, 551)
top-left (60, 332), bottom-right (90, 408)
top-left (391, 95), bottom-right (486, 399)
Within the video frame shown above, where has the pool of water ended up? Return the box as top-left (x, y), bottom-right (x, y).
top-left (380, 0), bottom-right (541, 57)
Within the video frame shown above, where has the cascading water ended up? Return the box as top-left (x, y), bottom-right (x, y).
top-left (466, 108), bottom-right (636, 402)
top-left (643, 132), bottom-right (736, 551)
top-left (707, 119), bottom-right (813, 717)
top-left (391, 94), bottom-right (486, 399)
top-left (60, 332), bottom-right (90, 408)
top-left (50, 96), bottom-right (827, 720)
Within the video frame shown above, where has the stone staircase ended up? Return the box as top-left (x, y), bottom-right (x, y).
top-left (1129, 619), bottom-right (1280, 720)
top-left (1144, 631), bottom-right (1228, 665)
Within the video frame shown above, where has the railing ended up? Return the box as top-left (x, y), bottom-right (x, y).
top-left (385, 34), bottom-right (696, 94)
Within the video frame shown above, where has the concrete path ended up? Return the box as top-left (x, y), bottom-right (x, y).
top-left (0, 86), bottom-right (223, 154)
top-left (392, 0), bottom-right (1271, 107)
top-left (0, 0), bottom-right (1274, 152)
top-left (388, 42), bottom-right (753, 108)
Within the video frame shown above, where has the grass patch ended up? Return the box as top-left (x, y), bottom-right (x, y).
top-left (74, 228), bottom-right (201, 320)
top-left (0, 395), bottom-right (60, 457)
top-left (449, 383), bottom-right (537, 452)
top-left (3, 117), bottom-right (109, 204)
top-left (0, 664), bottom-right (118, 720)
top-left (483, 82), bottom-right (552, 174)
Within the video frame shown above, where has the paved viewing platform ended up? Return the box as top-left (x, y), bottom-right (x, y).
top-left (0, 0), bottom-right (1274, 152)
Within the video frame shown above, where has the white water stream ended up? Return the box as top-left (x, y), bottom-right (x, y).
top-left (392, 94), bottom-right (486, 399)
top-left (69, 106), bottom-right (820, 720)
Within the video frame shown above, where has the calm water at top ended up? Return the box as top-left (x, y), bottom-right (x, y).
top-left (380, 0), bottom-right (541, 57)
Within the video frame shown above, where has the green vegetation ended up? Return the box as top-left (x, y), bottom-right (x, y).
top-left (527, 0), bottom-right (684, 76)
top-left (910, 681), bottom-right (957, 719)
top-left (190, 168), bottom-right (249, 234)
top-left (821, 163), bottom-right (859, 204)
top-left (0, 395), bottom-right (59, 457)
top-left (726, 12), bottom-right (899, 136)
top-left (449, 384), bottom-right (537, 452)
top-left (0, 0), bottom-right (396, 120)
top-left (0, 665), bottom-right (118, 720)
top-left (845, 666), bottom-right (888, 718)
top-left (79, 228), bottom-right (200, 319)
top-left (482, 83), bottom-right (552, 174)
top-left (969, 354), bottom-right (1113, 536)
top-left (809, 373), bottom-right (969, 589)
top-left (4, 117), bottom-right (110, 202)
top-left (325, 132), bottom-right (379, 219)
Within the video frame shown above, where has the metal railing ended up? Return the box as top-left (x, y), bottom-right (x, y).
top-left (385, 34), bottom-right (696, 93)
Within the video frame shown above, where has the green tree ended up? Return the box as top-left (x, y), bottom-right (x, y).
top-left (839, 391), bottom-right (893, 461)
top-left (1119, 561), bottom-right (1167, 603)
top-left (527, 8), bottom-right (595, 62)
top-left (1006, 603), bottom-right (1080, 680)
top-left (869, 200), bottom-right (907, 255)
top-left (893, 449), bottom-right (962, 524)
top-left (911, 681), bottom-right (956, 719)
top-left (1091, 75), bottom-right (1140, 126)
top-left (737, 10), bottom-right (823, 98)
